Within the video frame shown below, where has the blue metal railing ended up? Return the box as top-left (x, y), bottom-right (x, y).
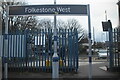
top-left (2, 29), bottom-right (78, 72)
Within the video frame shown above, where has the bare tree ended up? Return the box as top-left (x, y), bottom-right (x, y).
top-left (65, 19), bottom-right (84, 41)
top-left (36, 18), bottom-right (86, 41)
top-left (36, 18), bottom-right (53, 29)
top-left (9, 16), bottom-right (38, 32)
top-left (1, 0), bottom-right (38, 33)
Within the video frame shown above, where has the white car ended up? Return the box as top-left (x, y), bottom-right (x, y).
top-left (98, 50), bottom-right (109, 59)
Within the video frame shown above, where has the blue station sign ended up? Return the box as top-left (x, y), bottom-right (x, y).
top-left (9, 5), bottom-right (88, 15)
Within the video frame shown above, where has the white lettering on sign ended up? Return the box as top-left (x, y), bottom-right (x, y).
top-left (25, 7), bottom-right (71, 14)
top-left (25, 7), bottom-right (56, 13)
top-left (57, 7), bottom-right (71, 12)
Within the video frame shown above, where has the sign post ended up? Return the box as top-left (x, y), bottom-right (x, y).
top-left (52, 0), bottom-right (59, 79)
top-left (4, 5), bottom-right (8, 79)
top-left (87, 4), bottom-right (92, 80)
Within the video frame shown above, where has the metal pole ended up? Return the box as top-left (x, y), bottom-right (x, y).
top-left (52, 0), bottom-right (59, 79)
top-left (105, 10), bottom-right (107, 21)
top-left (0, 8), bottom-right (2, 80)
top-left (108, 28), bottom-right (113, 69)
top-left (4, 4), bottom-right (8, 79)
top-left (93, 27), bottom-right (95, 55)
top-left (87, 4), bottom-right (92, 80)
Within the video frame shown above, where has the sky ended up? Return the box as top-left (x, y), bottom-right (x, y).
top-left (16, 0), bottom-right (119, 42)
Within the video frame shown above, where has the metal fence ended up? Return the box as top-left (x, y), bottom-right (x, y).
top-left (112, 29), bottom-right (120, 71)
top-left (2, 29), bottom-right (78, 72)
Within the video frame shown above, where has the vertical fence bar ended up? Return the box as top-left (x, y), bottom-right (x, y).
top-left (26, 31), bottom-right (29, 71)
top-left (37, 29), bottom-right (39, 71)
top-left (24, 32), bottom-right (26, 71)
top-left (47, 29), bottom-right (50, 71)
top-left (62, 29), bottom-right (64, 71)
top-left (39, 29), bottom-right (41, 71)
top-left (50, 29), bottom-right (52, 72)
top-left (14, 35), bottom-right (16, 71)
top-left (44, 29), bottom-right (46, 72)
top-left (76, 29), bottom-right (78, 72)
top-left (70, 29), bottom-right (73, 72)
top-left (73, 29), bottom-right (75, 70)
top-left (118, 29), bottom-right (120, 67)
top-left (9, 34), bottom-right (11, 70)
top-left (33, 31), bottom-right (35, 71)
top-left (34, 31), bottom-right (36, 71)
top-left (43, 29), bottom-right (45, 72)
top-left (21, 34), bottom-right (23, 72)
top-left (75, 29), bottom-right (77, 71)
top-left (28, 31), bottom-right (30, 71)
top-left (9, 34), bottom-right (12, 71)
top-left (67, 29), bottom-right (69, 72)
top-left (114, 29), bottom-right (117, 67)
top-left (47, 29), bottom-right (49, 71)
top-left (42, 29), bottom-right (44, 71)
top-left (58, 29), bottom-right (60, 70)
top-left (117, 29), bottom-right (119, 67)
top-left (30, 31), bottom-right (32, 71)
top-left (19, 34), bottom-right (21, 71)
top-left (64, 29), bottom-right (67, 72)
top-left (23, 34), bottom-right (25, 71)
top-left (117, 29), bottom-right (118, 67)
top-left (17, 34), bottom-right (20, 71)
top-left (13, 35), bottom-right (15, 71)
top-left (16, 34), bottom-right (18, 71)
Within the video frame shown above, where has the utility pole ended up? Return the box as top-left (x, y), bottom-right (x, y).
top-left (52, 0), bottom-right (59, 79)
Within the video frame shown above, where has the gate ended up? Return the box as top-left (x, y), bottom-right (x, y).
top-left (2, 29), bottom-right (78, 72)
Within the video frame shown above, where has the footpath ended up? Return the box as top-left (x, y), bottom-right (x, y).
top-left (7, 62), bottom-right (120, 80)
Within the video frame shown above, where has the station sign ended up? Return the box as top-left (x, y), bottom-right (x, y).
top-left (9, 5), bottom-right (88, 15)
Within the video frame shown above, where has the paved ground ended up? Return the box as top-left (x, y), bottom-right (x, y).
top-left (7, 62), bottom-right (120, 79)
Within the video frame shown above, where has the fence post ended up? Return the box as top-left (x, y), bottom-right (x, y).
top-left (108, 28), bottom-right (114, 69)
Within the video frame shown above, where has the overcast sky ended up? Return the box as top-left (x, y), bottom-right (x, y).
top-left (22, 0), bottom-right (119, 42)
